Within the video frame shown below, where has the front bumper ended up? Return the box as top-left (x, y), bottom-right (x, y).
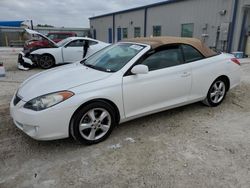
top-left (18, 52), bottom-right (33, 64)
top-left (17, 51), bottom-right (39, 70)
top-left (10, 94), bottom-right (77, 140)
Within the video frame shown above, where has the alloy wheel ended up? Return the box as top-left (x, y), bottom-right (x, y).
top-left (39, 55), bottom-right (54, 69)
top-left (209, 80), bottom-right (226, 104)
top-left (79, 108), bottom-right (111, 141)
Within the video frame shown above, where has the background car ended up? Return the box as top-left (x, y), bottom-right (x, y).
top-left (18, 29), bottom-right (110, 69)
top-left (47, 32), bottom-right (77, 43)
top-left (23, 30), bottom-right (77, 51)
top-left (11, 37), bottom-right (241, 144)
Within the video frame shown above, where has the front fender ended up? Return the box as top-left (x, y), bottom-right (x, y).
top-left (31, 48), bottom-right (62, 64)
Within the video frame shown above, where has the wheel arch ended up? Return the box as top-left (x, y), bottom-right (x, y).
top-left (41, 53), bottom-right (55, 62)
top-left (204, 75), bottom-right (230, 100)
top-left (69, 98), bottom-right (121, 137)
top-left (216, 75), bottom-right (230, 91)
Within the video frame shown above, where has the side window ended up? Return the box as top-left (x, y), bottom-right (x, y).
top-left (141, 46), bottom-right (183, 71)
top-left (67, 40), bottom-right (84, 47)
top-left (58, 34), bottom-right (69, 39)
top-left (182, 44), bottom-right (204, 62)
top-left (88, 40), bottom-right (98, 46)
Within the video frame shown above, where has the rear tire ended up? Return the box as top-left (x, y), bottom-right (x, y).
top-left (70, 102), bottom-right (116, 145)
top-left (39, 54), bottom-right (55, 69)
top-left (203, 78), bottom-right (227, 107)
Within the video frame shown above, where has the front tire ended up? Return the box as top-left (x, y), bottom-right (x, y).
top-left (39, 54), bottom-right (55, 69)
top-left (203, 78), bottom-right (227, 107)
top-left (70, 102), bottom-right (116, 145)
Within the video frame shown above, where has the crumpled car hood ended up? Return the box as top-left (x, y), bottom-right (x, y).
top-left (25, 28), bottom-right (57, 47)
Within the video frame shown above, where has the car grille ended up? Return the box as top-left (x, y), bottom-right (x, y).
top-left (13, 94), bottom-right (22, 106)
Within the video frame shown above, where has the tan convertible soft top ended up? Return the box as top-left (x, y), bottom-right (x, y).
top-left (123, 36), bottom-right (217, 57)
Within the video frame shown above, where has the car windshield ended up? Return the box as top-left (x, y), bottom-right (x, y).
top-left (56, 38), bottom-right (72, 47)
top-left (47, 34), bottom-right (57, 40)
top-left (82, 43), bottom-right (145, 72)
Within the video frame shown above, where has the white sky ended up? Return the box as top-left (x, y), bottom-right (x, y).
top-left (0, 0), bottom-right (164, 28)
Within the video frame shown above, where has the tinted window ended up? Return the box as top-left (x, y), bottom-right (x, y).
top-left (142, 47), bottom-right (183, 71)
top-left (57, 38), bottom-right (72, 47)
top-left (182, 45), bottom-right (203, 62)
top-left (58, 34), bottom-right (70, 39)
top-left (88, 40), bottom-right (98, 46)
top-left (67, 40), bottom-right (84, 47)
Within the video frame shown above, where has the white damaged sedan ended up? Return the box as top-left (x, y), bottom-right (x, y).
top-left (10, 37), bottom-right (241, 144)
top-left (18, 29), bottom-right (109, 70)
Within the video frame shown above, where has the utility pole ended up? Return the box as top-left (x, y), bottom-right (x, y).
top-left (31, 20), bottom-right (33, 30)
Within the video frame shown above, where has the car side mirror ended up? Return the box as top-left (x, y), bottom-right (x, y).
top-left (131, 65), bottom-right (149, 75)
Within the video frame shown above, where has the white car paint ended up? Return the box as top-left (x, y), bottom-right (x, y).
top-left (10, 42), bottom-right (241, 141)
top-left (19, 29), bottom-right (109, 66)
top-left (30, 37), bottom-right (109, 64)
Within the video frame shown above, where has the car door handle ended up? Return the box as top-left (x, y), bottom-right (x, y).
top-left (181, 72), bottom-right (191, 77)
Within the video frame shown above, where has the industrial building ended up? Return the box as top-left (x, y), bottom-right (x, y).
top-left (89, 0), bottom-right (250, 56)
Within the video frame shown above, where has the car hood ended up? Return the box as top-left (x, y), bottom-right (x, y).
top-left (25, 28), bottom-right (57, 47)
top-left (18, 63), bottom-right (111, 101)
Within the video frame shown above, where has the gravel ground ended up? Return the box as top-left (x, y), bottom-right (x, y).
top-left (0, 49), bottom-right (250, 188)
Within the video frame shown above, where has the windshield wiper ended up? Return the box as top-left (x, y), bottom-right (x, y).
top-left (83, 62), bottom-right (97, 69)
top-left (82, 62), bottom-right (104, 71)
top-left (82, 61), bottom-right (114, 73)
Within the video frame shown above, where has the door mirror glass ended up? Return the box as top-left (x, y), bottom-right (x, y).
top-left (131, 65), bottom-right (149, 75)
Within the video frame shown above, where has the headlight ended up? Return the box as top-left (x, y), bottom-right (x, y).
top-left (24, 91), bottom-right (74, 111)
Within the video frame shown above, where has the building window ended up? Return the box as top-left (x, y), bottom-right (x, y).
top-left (153, 26), bottom-right (161, 36)
top-left (181, 23), bottom-right (194, 38)
top-left (134, 27), bottom-right (141, 38)
top-left (122, 28), bottom-right (128, 39)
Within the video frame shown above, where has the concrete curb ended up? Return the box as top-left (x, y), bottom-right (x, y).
top-left (0, 47), bottom-right (22, 53)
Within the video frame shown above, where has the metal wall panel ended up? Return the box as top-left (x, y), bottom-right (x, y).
top-left (114, 9), bottom-right (145, 41)
top-left (146, 0), bottom-right (233, 48)
top-left (90, 0), bottom-right (237, 50)
top-left (90, 15), bottom-right (113, 43)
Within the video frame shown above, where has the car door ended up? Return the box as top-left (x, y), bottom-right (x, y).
top-left (181, 44), bottom-right (209, 100)
top-left (122, 45), bottom-right (192, 118)
top-left (62, 39), bottom-right (84, 63)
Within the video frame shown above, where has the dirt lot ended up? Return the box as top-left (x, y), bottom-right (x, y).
top-left (0, 49), bottom-right (250, 188)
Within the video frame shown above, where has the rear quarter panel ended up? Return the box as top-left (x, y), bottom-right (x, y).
top-left (189, 53), bottom-right (241, 101)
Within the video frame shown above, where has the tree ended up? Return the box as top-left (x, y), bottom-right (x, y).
top-left (36, 24), bottom-right (54, 27)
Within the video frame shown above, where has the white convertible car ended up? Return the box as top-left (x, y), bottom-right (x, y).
top-left (18, 29), bottom-right (109, 69)
top-left (11, 37), bottom-right (241, 144)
